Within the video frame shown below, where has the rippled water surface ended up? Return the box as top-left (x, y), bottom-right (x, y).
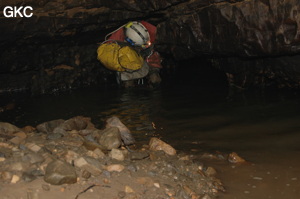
top-left (1, 85), bottom-right (300, 199)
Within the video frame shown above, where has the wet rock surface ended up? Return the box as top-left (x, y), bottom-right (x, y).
top-left (0, 116), bottom-right (225, 198)
top-left (1, 0), bottom-right (300, 92)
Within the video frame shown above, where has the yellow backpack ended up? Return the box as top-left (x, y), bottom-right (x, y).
top-left (97, 42), bottom-right (144, 72)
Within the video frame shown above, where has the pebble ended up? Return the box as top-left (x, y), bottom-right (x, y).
top-left (25, 143), bottom-right (42, 152)
top-left (42, 184), bottom-right (50, 191)
top-left (106, 164), bottom-right (125, 172)
top-left (11, 175), bottom-right (20, 183)
top-left (127, 164), bottom-right (138, 172)
top-left (125, 185), bottom-right (134, 193)
top-left (205, 167), bottom-right (217, 176)
top-left (118, 191), bottom-right (126, 198)
top-left (252, 177), bottom-right (263, 180)
top-left (228, 152), bottom-right (246, 163)
top-left (81, 170), bottom-right (91, 179)
top-left (22, 172), bottom-right (36, 182)
top-left (74, 157), bottom-right (103, 176)
top-left (109, 148), bottom-right (125, 161)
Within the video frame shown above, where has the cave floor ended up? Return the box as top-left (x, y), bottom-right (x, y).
top-left (1, 86), bottom-right (300, 199)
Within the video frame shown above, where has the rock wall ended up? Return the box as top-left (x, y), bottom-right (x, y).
top-left (1, 0), bottom-right (300, 93)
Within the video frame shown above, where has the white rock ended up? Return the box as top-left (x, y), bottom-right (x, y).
top-left (106, 164), bottom-right (125, 172)
top-left (109, 148), bottom-right (125, 161)
top-left (125, 185), bottom-right (134, 193)
top-left (11, 175), bottom-right (20, 184)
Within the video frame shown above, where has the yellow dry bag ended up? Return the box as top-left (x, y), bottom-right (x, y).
top-left (97, 42), bottom-right (143, 72)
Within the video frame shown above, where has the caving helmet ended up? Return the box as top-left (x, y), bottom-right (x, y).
top-left (124, 21), bottom-right (151, 49)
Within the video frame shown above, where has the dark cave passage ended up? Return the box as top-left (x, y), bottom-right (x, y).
top-left (1, 0), bottom-right (300, 198)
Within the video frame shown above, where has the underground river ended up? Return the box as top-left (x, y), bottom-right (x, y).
top-left (0, 83), bottom-right (300, 199)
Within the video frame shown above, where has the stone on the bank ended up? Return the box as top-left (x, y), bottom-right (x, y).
top-left (36, 119), bottom-right (65, 134)
top-left (25, 143), bottom-right (42, 152)
top-left (23, 153), bottom-right (45, 164)
top-left (205, 167), bottom-right (217, 177)
top-left (21, 126), bottom-right (35, 133)
top-left (98, 127), bottom-right (122, 150)
top-left (10, 131), bottom-right (27, 145)
top-left (1, 171), bottom-right (12, 181)
top-left (228, 152), bottom-right (246, 164)
top-left (106, 164), bottom-right (125, 172)
top-left (129, 151), bottom-right (149, 160)
top-left (44, 160), bottom-right (77, 185)
top-left (61, 116), bottom-right (89, 131)
top-left (149, 138), bottom-right (176, 156)
top-left (74, 157), bottom-right (103, 176)
top-left (109, 148), bottom-right (125, 161)
top-left (0, 122), bottom-right (20, 134)
top-left (11, 174), bottom-right (20, 184)
top-left (10, 161), bottom-right (31, 171)
top-left (106, 116), bottom-right (135, 146)
top-left (125, 185), bottom-right (134, 193)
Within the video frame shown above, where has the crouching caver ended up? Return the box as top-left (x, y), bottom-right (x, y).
top-left (97, 21), bottom-right (162, 88)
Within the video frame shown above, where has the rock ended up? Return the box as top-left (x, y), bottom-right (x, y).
top-left (205, 167), bottom-right (217, 177)
top-left (81, 170), bottom-right (91, 179)
top-left (11, 174), bottom-right (20, 183)
top-left (106, 164), bottom-right (125, 172)
top-left (127, 164), bottom-right (138, 172)
top-left (125, 185), bottom-right (134, 193)
top-left (136, 177), bottom-right (154, 187)
top-left (44, 160), bottom-right (77, 185)
top-left (74, 157), bottom-right (103, 176)
top-left (21, 126), bottom-right (36, 133)
top-left (22, 172), bottom-right (37, 182)
top-left (25, 143), bottom-right (42, 152)
top-left (46, 133), bottom-right (63, 140)
top-left (10, 131), bottom-right (27, 145)
top-left (149, 138), bottom-right (176, 156)
top-left (98, 127), bottom-right (122, 150)
top-left (23, 153), bottom-right (45, 164)
top-left (228, 152), bottom-right (246, 164)
top-left (61, 116), bottom-right (91, 131)
top-left (42, 184), bottom-right (50, 191)
top-left (109, 149), bottom-right (125, 161)
top-left (118, 191), bottom-right (126, 198)
top-left (129, 151), bottom-right (149, 160)
top-left (83, 140), bottom-right (105, 151)
top-left (106, 116), bottom-right (135, 145)
top-left (59, 135), bottom-right (83, 147)
top-left (1, 171), bottom-right (12, 181)
top-left (10, 161), bottom-right (31, 171)
top-left (36, 119), bottom-right (65, 134)
top-left (0, 122), bottom-right (20, 134)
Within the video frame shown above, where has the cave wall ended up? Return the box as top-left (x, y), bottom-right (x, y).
top-left (1, 0), bottom-right (300, 93)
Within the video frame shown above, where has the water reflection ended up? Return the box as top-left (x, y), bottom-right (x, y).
top-left (1, 86), bottom-right (300, 198)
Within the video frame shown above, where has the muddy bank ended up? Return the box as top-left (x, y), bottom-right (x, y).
top-left (0, 116), bottom-right (226, 199)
